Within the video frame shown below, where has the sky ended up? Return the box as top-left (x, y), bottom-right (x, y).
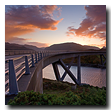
top-left (5, 5), bottom-right (106, 48)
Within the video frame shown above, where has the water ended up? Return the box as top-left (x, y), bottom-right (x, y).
top-left (43, 65), bottom-right (106, 88)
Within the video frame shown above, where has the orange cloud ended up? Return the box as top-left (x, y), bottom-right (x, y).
top-left (67, 5), bottom-right (106, 47)
top-left (5, 5), bottom-right (63, 42)
top-left (66, 31), bottom-right (74, 36)
top-left (5, 25), bottom-right (34, 41)
top-left (89, 41), bottom-right (106, 48)
top-left (25, 42), bottom-right (48, 48)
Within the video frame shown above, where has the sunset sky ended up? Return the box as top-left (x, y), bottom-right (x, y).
top-left (5, 5), bottom-right (106, 48)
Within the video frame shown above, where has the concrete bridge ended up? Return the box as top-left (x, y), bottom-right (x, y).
top-left (5, 50), bottom-right (106, 95)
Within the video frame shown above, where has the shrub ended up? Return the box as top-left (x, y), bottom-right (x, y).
top-left (78, 87), bottom-right (106, 105)
top-left (8, 91), bottom-right (80, 105)
top-left (8, 79), bottom-right (106, 105)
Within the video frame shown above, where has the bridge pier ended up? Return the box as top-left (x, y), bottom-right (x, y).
top-left (77, 55), bottom-right (81, 85)
top-left (52, 62), bottom-right (61, 81)
top-left (100, 54), bottom-right (103, 65)
top-left (61, 57), bottom-right (75, 81)
top-left (100, 54), bottom-right (106, 66)
top-left (52, 56), bottom-right (82, 85)
top-left (59, 59), bottom-right (79, 85)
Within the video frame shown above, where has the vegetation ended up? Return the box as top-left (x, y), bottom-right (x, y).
top-left (63, 55), bottom-right (106, 66)
top-left (8, 78), bottom-right (106, 105)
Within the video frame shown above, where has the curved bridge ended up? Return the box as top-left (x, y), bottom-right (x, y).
top-left (5, 51), bottom-right (106, 95)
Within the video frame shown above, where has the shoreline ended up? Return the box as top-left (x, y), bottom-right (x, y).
top-left (65, 63), bottom-right (106, 69)
top-left (43, 78), bottom-right (106, 89)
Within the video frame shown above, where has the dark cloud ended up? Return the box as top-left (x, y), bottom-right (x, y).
top-left (85, 5), bottom-right (106, 24)
top-left (5, 5), bottom-right (63, 42)
top-left (67, 5), bottom-right (106, 46)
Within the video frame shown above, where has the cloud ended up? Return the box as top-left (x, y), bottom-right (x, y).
top-left (41, 5), bottom-right (57, 15)
top-left (89, 41), bottom-right (106, 48)
top-left (25, 42), bottom-right (48, 48)
top-left (5, 25), bottom-right (34, 41)
top-left (66, 31), bottom-right (75, 36)
top-left (67, 5), bottom-right (106, 46)
top-left (85, 5), bottom-right (106, 24)
top-left (40, 5), bottom-right (62, 17)
top-left (5, 5), bottom-right (63, 42)
top-left (6, 36), bottom-right (32, 44)
top-left (6, 37), bottom-right (48, 47)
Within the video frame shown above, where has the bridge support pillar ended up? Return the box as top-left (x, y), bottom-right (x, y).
top-left (35, 53), bottom-right (38, 63)
top-left (40, 53), bottom-right (42, 60)
top-left (59, 59), bottom-right (79, 85)
top-left (100, 54), bottom-right (106, 66)
top-left (52, 59), bottom-right (79, 85)
top-left (38, 53), bottom-right (40, 61)
top-left (100, 54), bottom-right (103, 65)
top-left (61, 57), bottom-right (75, 81)
top-left (31, 54), bottom-right (35, 67)
top-left (52, 62), bottom-right (61, 81)
top-left (77, 55), bottom-right (81, 85)
top-left (9, 59), bottom-right (19, 95)
top-left (25, 56), bottom-right (30, 75)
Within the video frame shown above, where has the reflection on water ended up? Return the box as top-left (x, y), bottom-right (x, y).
top-left (43, 64), bottom-right (106, 88)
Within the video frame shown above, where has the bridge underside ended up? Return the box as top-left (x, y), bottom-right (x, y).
top-left (52, 54), bottom-right (106, 86)
top-left (52, 57), bottom-right (81, 85)
top-left (6, 52), bottom-right (106, 95)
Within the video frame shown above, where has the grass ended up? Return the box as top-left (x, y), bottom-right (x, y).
top-left (8, 78), bottom-right (106, 105)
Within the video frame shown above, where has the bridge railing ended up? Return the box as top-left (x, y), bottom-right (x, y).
top-left (5, 50), bottom-right (67, 95)
top-left (5, 49), bottom-right (75, 56)
top-left (5, 51), bottom-right (55, 95)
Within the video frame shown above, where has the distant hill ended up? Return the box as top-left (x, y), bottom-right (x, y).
top-left (45, 42), bottom-right (100, 51)
top-left (5, 42), bottom-right (32, 50)
top-left (5, 42), bottom-right (101, 52)
top-left (99, 46), bottom-right (106, 51)
top-left (24, 44), bottom-right (42, 51)
top-left (5, 42), bottom-right (45, 51)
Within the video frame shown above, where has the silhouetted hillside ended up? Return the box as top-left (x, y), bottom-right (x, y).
top-left (5, 42), bottom-right (33, 50)
top-left (5, 42), bottom-right (101, 51)
top-left (99, 47), bottom-right (106, 51)
top-left (24, 44), bottom-right (42, 51)
top-left (45, 42), bottom-right (100, 51)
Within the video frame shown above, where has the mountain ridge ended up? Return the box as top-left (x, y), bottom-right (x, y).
top-left (5, 42), bottom-right (103, 51)
top-left (5, 42), bottom-right (45, 51)
top-left (44, 42), bottom-right (100, 51)
top-left (5, 42), bottom-right (32, 50)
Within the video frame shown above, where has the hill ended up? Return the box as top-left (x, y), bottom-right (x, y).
top-left (5, 42), bottom-right (32, 50)
top-left (45, 42), bottom-right (100, 51)
top-left (5, 42), bottom-right (44, 51)
top-left (5, 42), bottom-right (102, 51)
top-left (24, 44), bottom-right (42, 51)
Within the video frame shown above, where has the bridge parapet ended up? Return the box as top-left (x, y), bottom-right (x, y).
top-left (5, 50), bottom-right (69, 56)
top-left (5, 51), bottom-right (50, 95)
